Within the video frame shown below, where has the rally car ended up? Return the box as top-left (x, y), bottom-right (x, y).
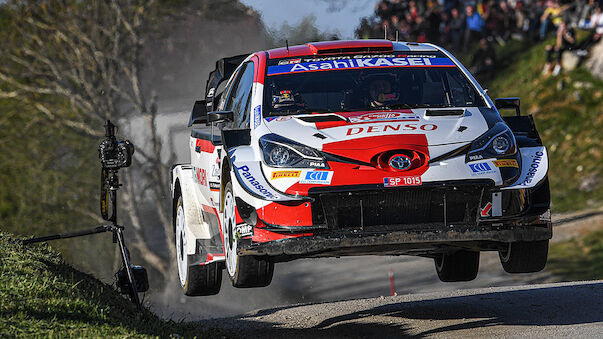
top-left (170, 40), bottom-right (551, 295)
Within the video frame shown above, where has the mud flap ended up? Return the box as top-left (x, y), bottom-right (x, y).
top-left (173, 165), bottom-right (222, 257)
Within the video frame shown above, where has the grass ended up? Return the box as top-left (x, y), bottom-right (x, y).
top-left (484, 36), bottom-right (603, 213)
top-left (483, 36), bottom-right (603, 282)
top-left (547, 228), bottom-right (603, 281)
top-left (0, 233), bottom-right (212, 338)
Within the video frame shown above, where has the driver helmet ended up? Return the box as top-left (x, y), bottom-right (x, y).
top-left (272, 89), bottom-right (305, 109)
top-left (362, 73), bottom-right (400, 107)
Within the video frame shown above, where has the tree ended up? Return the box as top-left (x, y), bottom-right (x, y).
top-left (267, 15), bottom-right (339, 48)
top-left (0, 0), bottom-right (174, 278)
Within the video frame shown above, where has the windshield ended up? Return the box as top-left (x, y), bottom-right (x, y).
top-left (263, 54), bottom-right (485, 117)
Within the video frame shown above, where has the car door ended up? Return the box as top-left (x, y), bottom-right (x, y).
top-left (190, 65), bottom-right (246, 208)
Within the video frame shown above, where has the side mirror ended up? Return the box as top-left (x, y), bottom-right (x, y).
top-left (188, 100), bottom-right (208, 127)
top-left (495, 97), bottom-right (521, 116)
top-left (208, 111), bottom-right (234, 123)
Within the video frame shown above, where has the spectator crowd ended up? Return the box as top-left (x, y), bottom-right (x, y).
top-left (356, 0), bottom-right (603, 77)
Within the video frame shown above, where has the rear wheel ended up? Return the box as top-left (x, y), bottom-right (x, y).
top-left (434, 250), bottom-right (480, 282)
top-left (223, 181), bottom-right (274, 288)
top-left (499, 240), bottom-right (549, 273)
top-left (175, 196), bottom-right (222, 296)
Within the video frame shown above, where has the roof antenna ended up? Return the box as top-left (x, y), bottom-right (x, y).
top-left (396, 30), bottom-right (399, 42)
top-left (384, 25), bottom-right (387, 40)
top-left (286, 40), bottom-right (289, 56)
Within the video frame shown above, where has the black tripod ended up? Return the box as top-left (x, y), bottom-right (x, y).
top-left (23, 121), bottom-right (146, 312)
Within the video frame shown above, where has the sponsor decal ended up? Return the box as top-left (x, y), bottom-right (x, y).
top-left (480, 202), bottom-right (493, 217)
top-left (267, 57), bottom-right (456, 76)
top-left (284, 54), bottom-right (441, 66)
top-left (211, 165), bottom-right (220, 178)
top-left (264, 116), bottom-right (293, 122)
top-left (383, 176), bottom-right (422, 187)
top-left (211, 157), bottom-right (221, 178)
top-left (235, 165), bottom-right (277, 199)
top-left (278, 58), bottom-right (301, 65)
top-left (348, 112), bottom-right (419, 123)
top-left (209, 181), bottom-right (220, 191)
top-left (299, 170), bottom-right (333, 185)
top-left (207, 87), bottom-right (215, 98)
top-left (253, 105), bottom-right (262, 129)
top-left (234, 224), bottom-right (253, 238)
top-left (271, 170), bottom-right (301, 180)
top-left (346, 123), bottom-right (438, 135)
top-left (521, 151), bottom-right (544, 186)
top-left (469, 162), bottom-right (495, 175)
top-left (308, 161), bottom-right (328, 168)
top-left (468, 154), bottom-right (484, 161)
top-left (493, 159), bottom-right (519, 168)
top-left (195, 168), bottom-right (207, 186)
top-left (301, 54), bottom-right (398, 63)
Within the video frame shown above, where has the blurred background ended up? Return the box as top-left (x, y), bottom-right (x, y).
top-left (0, 0), bottom-right (601, 320)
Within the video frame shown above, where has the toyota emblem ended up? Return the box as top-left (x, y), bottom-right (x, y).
top-left (389, 155), bottom-right (412, 170)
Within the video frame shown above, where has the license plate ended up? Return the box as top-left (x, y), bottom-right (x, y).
top-left (383, 176), bottom-right (422, 187)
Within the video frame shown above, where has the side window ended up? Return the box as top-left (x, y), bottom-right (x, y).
top-left (218, 68), bottom-right (241, 111)
top-left (225, 62), bottom-right (254, 129)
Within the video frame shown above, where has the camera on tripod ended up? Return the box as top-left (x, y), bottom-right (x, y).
top-left (99, 120), bottom-right (134, 170)
top-left (24, 120), bottom-right (148, 311)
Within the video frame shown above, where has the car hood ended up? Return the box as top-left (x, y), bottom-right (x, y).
top-left (264, 108), bottom-right (489, 152)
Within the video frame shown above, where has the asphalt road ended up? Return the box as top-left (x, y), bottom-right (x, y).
top-left (205, 280), bottom-right (603, 338)
top-left (150, 209), bottom-right (602, 323)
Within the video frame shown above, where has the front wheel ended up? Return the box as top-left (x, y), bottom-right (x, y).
top-left (499, 240), bottom-right (549, 273)
top-left (223, 181), bottom-right (274, 288)
top-left (175, 196), bottom-right (222, 296)
top-left (434, 250), bottom-right (480, 282)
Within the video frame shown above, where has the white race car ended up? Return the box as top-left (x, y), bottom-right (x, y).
top-left (171, 40), bottom-right (551, 295)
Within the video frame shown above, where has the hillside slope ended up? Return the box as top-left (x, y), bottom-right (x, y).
top-left (0, 233), bottom-right (207, 337)
top-left (485, 39), bottom-right (602, 212)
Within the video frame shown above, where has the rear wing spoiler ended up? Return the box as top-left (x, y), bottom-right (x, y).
top-left (205, 53), bottom-right (250, 111)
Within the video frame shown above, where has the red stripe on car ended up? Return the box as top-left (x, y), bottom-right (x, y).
top-left (257, 202), bottom-right (313, 227)
top-left (196, 139), bottom-right (215, 153)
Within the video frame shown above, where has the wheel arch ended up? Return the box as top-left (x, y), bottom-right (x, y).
top-left (172, 178), bottom-right (182, 234)
top-left (220, 155), bottom-right (232, 212)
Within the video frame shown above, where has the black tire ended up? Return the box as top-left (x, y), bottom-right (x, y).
top-left (499, 240), bottom-right (549, 273)
top-left (434, 250), bottom-right (480, 282)
top-left (182, 261), bottom-right (222, 296)
top-left (175, 195), bottom-right (222, 296)
top-left (223, 181), bottom-right (274, 288)
top-left (231, 256), bottom-right (274, 288)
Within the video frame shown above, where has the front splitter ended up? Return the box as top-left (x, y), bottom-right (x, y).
top-left (237, 224), bottom-right (552, 261)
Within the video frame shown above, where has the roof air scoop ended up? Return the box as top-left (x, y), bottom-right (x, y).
top-left (305, 40), bottom-right (394, 55)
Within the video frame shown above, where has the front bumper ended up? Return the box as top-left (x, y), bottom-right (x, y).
top-left (240, 178), bottom-right (552, 261)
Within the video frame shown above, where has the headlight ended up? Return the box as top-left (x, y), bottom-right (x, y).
top-left (492, 135), bottom-right (510, 154)
top-left (467, 122), bottom-right (516, 161)
top-left (259, 134), bottom-right (329, 168)
top-left (268, 145), bottom-right (291, 166)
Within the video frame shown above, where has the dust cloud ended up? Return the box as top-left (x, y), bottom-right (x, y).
top-left (123, 2), bottom-right (321, 319)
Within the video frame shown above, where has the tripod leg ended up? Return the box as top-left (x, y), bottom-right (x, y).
top-left (115, 228), bottom-right (142, 311)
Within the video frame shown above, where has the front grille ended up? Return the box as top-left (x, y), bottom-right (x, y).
top-left (311, 186), bottom-right (485, 229)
